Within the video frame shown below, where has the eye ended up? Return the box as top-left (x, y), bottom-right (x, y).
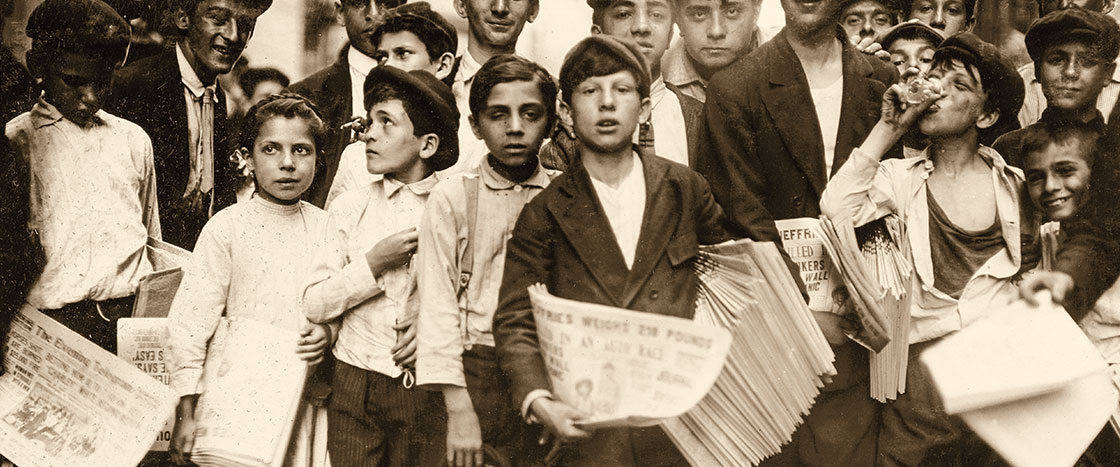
top-left (947, 6), bottom-right (963, 14)
top-left (523, 109), bottom-right (542, 120)
top-left (920, 56), bottom-right (934, 64)
top-left (261, 143), bottom-right (278, 154)
top-left (689, 8), bottom-right (708, 20)
top-left (893, 58), bottom-right (905, 67)
top-left (724, 7), bottom-right (740, 18)
top-left (294, 145), bottom-right (312, 155)
top-left (844, 16), bottom-right (861, 26)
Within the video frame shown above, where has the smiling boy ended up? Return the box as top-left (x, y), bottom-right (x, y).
top-left (493, 35), bottom-right (729, 466)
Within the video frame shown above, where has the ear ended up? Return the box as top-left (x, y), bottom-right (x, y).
top-left (434, 52), bottom-right (456, 80)
top-left (975, 107), bottom-right (998, 130)
top-left (527, 0), bottom-right (540, 23)
top-left (639, 96), bottom-right (652, 125)
top-left (591, 24), bottom-right (602, 35)
top-left (334, 1), bottom-right (345, 26)
top-left (175, 7), bottom-right (191, 32)
top-left (454, 0), bottom-right (468, 19)
top-left (558, 99), bottom-right (574, 129)
top-left (418, 133), bottom-right (440, 161)
top-left (1102, 61), bottom-right (1118, 87)
top-left (1104, 0), bottom-right (1116, 13)
top-left (469, 114), bottom-right (484, 141)
top-left (241, 147), bottom-right (256, 172)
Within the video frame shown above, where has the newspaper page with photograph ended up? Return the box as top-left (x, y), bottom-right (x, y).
top-left (189, 317), bottom-right (308, 467)
top-left (0, 306), bottom-right (177, 467)
top-left (526, 285), bottom-right (732, 429)
top-left (116, 318), bottom-right (174, 452)
top-left (775, 218), bottom-right (842, 313)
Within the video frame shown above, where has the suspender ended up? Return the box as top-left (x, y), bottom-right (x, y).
top-left (457, 176), bottom-right (480, 349)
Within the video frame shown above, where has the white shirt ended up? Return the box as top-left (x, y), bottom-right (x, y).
top-left (325, 142), bottom-right (382, 209)
top-left (1018, 59), bottom-right (1120, 126)
top-left (7, 99), bottom-right (161, 310)
top-left (304, 174), bottom-right (440, 377)
top-left (810, 75), bottom-right (844, 176)
top-left (646, 77), bottom-right (690, 166)
top-left (588, 153), bottom-right (646, 269)
top-left (176, 44), bottom-right (218, 207)
top-left (446, 52), bottom-right (491, 175)
top-left (348, 47), bottom-right (380, 120)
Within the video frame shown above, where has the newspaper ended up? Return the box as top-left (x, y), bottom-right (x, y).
top-left (527, 285), bottom-right (732, 429)
top-left (116, 318), bottom-right (174, 452)
top-left (191, 318), bottom-right (308, 467)
top-left (776, 218), bottom-right (842, 313)
top-left (133, 237), bottom-right (191, 318)
top-left (0, 306), bottom-right (178, 467)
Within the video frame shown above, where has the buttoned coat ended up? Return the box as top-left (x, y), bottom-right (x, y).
top-left (493, 151), bottom-right (728, 465)
top-left (109, 47), bottom-right (237, 250)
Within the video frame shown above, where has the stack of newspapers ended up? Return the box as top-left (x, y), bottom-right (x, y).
top-left (661, 239), bottom-right (837, 466)
top-left (190, 318), bottom-right (307, 467)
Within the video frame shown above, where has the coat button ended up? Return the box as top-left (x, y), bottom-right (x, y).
top-left (650, 290), bottom-right (660, 300)
top-left (792, 196), bottom-right (803, 208)
top-left (514, 185), bottom-right (523, 192)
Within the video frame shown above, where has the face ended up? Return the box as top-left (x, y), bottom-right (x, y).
top-left (249, 117), bottom-right (317, 205)
top-left (888, 37), bottom-right (936, 75)
top-left (675, 0), bottom-right (760, 73)
top-left (840, 0), bottom-right (896, 42)
top-left (179, 0), bottom-right (267, 81)
top-left (376, 31), bottom-right (438, 75)
top-left (1040, 0), bottom-right (1113, 15)
top-left (456, 0), bottom-right (539, 52)
top-left (38, 52), bottom-right (115, 127)
top-left (1025, 139), bottom-right (1092, 221)
top-left (919, 59), bottom-right (995, 136)
top-left (362, 99), bottom-right (430, 177)
top-left (908, 0), bottom-right (970, 36)
top-left (1039, 42), bottom-right (1115, 112)
top-left (780, 0), bottom-right (843, 36)
top-left (248, 80), bottom-right (285, 107)
top-left (565, 70), bottom-right (652, 154)
top-left (599, 0), bottom-right (674, 77)
top-left (470, 80), bottom-right (551, 167)
top-left (338, 0), bottom-right (393, 58)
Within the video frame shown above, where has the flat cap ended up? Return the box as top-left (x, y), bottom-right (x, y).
top-left (375, 1), bottom-right (458, 57)
top-left (26, 0), bottom-right (130, 61)
top-left (935, 32), bottom-right (1025, 138)
top-left (364, 66), bottom-right (460, 171)
top-left (878, 19), bottom-right (945, 49)
top-left (1025, 8), bottom-right (1120, 64)
top-left (560, 35), bottom-right (651, 101)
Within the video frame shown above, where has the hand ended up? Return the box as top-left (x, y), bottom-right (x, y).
top-left (391, 317), bottom-right (417, 367)
top-left (365, 227), bottom-right (418, 277)
top-left (296, 323), bottom-right (330, 365)
top-left (446, 406), bottom-right (483, 467)
top-left (880, 67), bottom-right (941, 131)
top-left (530, 397), bottom-right (591, 442)
top-left (854, 36), bottom-right (891, 63)
top-left (813, 311), bottom-right (855, 347)
top-left (169, 396), bottom-right (198, 466)
top-left (1020, 271), bottom-right (1074, 306)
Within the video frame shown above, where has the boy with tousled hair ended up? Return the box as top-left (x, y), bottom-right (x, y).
top-left (418, 54), bottom-right (559, 467)
top-left (303, 66), bottom-right (458, 466)
top-left (494, 35), bottom-right (730, 466)
top-left (10, 0), bottom-right (160, 353)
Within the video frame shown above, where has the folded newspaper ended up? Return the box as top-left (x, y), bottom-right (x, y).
top-left (0, 306), bottom-right (178, 467)
top-left (921, 297), bottom-right (1118, 467)
top-left (663, 239), bottom-right (837, 466)
top-left (526, 285), bottom-right (732, 429)
top-left (812, 216), bottom-right (893, 352)
top-left (190, 318), bottom-right (308, 467)
top-left (117, 318), bottom-right (175, 452)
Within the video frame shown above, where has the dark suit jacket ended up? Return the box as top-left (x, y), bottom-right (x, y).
top-left (288, 49), bottom-right (354, 208)
top-left (697, 28), bottom-right (898, 238)
top-left (494, 150), bottom-right (728, 465)
top-left (109, 47), bottom-right (237, 250)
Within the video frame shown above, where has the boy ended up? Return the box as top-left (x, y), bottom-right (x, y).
top-left (302, 66), bottom-right (458, 466)
top-left (663, 0), bottom-right (764, 104)
top-left (7, 0), bottom-right (160, 353)
top-left (903, 0), bottom-right (972, 36)
top-left (289, 0), bottom-right (403, 207)
top-left (110, 0), bottom-right (272, 249)
top-left (995, 8), bottom-right (1119, 168)
top-left (493, 35), bottom-right (729, 466)
top-left (820, 33), bottom-right (1028, 465)
top-left (449, 0), bottom-right (539, 175)
top-left (1022, 120), bottom-right (1098, 223)
top-left (879, 19), bottom-right (943, 76)
top-left (327, 1), bottom-right (459, 206)
top-left (417, 54), bottom-right (558, 467)
top-left (841, 0), bottom-right (900, 44)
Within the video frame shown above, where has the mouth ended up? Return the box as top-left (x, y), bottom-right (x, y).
top-left (1042, 196), bottom-right (1070, 210)
top-left (595, 119), bottom-right (620, 131)
top-left (487, 20), bottom-right (515, 30)
top-left (702, 47), bottom-right (729, 54)
top-left (275, 178), bottom-right (300, 185)
top-left (212, 43), bottom-right (241, 60)
top-left (504, 143), bottom-right (529, 153)
top-left (366, 149), bottom-right (379, 159)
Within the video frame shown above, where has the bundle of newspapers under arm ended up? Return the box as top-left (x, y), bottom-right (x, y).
top-left (660, 239), bottom-right (838, 466)
top-left (189, 318), bottom-right (308, 467)
top-left (814, 216), bottom-right (912, 402)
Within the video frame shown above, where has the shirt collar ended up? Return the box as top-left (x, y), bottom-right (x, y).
top-left (650, 75), bottom-right (667, 103)
top-left (479, 157), bottom-right (551, 190)
top-left (456, 51), bottom-right (484, 84)
top-left (348, 46), bottom-right (379, 76)
top-left (662, 43), bottom-right (704, 90)
top-left (913, 145), bottom-right (1021, 180)
top-left (31, 97), bottom-right (104, 128)
top-left (383, 172), bottom-right (440, 198)
top-left (176, 43), bottom-right (215, 98)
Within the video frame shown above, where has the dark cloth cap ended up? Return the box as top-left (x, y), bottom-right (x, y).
top-left (878, 19), bottom-right (945, 50)
top-left (364, 66), bottom-right (460, 171)
top-left (26, 0), bottom-right (130, 62)
top-left (560, 35), bottom-right (651, 101)
top-left (934, 32), bottom-right (1025, 134)
top-left (376, 1), bottom-right (458, 56)
top-left (1025, 8), bottom-right (1120, 64)
top-left (840, 0), bottom-right (903, 13)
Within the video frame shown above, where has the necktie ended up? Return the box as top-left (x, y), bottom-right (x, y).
top-left (639, 119), bottom-right (656, 152)
top-left (200, 87), bottom-right (215, 195)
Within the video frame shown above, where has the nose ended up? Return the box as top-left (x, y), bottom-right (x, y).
top-left (508, 113), bottom-right (524, 134)
top-left (600, 89), bottom-right (617, 109)
top-left (1044, 173), bottom-right (1063, 193)
top-left (931, 7), bottom-right (946, 26)
top-left (280, 149), bottom-right (296, 170)
top-left (860, 21), bottom-right (876, 38)
top-left (492, 0), bottom-right (510, 17)
top-left (632, 5), bottom-right (652, 36)
top-left (1062, 59), bottom-right (1081, 79)
top-left (79, 85), bottom-right (98, 109)
top-left (709, 14), bottom-right (727, 40)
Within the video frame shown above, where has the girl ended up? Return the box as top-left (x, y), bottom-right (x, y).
top-left (167, 94), bottom-right (335, 467)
